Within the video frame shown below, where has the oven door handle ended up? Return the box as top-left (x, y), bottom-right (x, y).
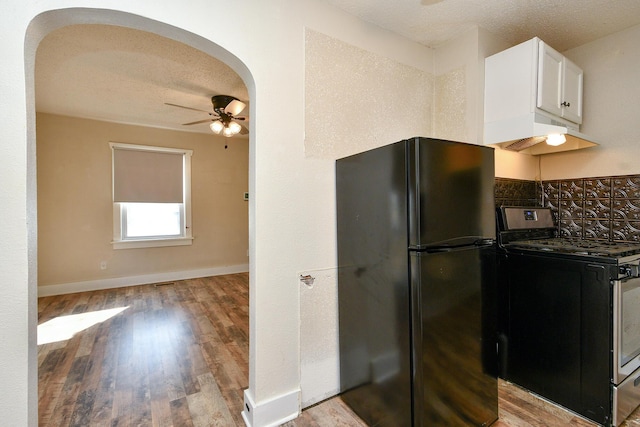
top-left (614, 278), bottom-right (622, 385)
top-left (586, 264), bottom-right (606, 281)
top-left (613, 276), bottom-right (640, 385)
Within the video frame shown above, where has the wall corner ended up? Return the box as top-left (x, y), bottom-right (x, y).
top-left (242, 388), bottom-right (300, 427)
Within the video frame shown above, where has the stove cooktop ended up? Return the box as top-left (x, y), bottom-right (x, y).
top-left (505, 237), bottom-right (640, 258)
top-left (497, 207), bottom-right (640, 259)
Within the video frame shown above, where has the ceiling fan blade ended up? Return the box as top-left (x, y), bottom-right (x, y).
top-left (239, 124), bottom-right (249, 135)
top-left (182, 118), bottom-right (213, 126)
top-left (165, 103), bottom-right (212, 115)
top-left (232, 116), bottom-right (247, 121)
top-left (225, 99), bottom-right (246, 116)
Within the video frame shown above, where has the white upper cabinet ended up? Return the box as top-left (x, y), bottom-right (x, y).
top-left (537, 41), bottom-right (583, 124)
top-left (484, 37), bottom-right (584, 133)
top-left (484, 37), bottom-right (597, 154)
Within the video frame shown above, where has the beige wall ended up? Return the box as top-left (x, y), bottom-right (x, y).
top-left (540, 23), bottom-right (640, 180)
top-left (37, 113), bottom-right (249, 288)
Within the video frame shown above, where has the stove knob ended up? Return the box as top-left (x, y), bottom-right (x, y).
top-left (620, 266), bottom-right (634, 278)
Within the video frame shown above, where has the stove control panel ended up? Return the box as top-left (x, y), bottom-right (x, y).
top-left (501, 207), bottom-right (555, 230)
top-left (619, 263), bottom-right (640, 280)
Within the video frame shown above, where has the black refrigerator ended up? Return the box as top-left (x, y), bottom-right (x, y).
top-left (336, 137), bottom-right (498, 427)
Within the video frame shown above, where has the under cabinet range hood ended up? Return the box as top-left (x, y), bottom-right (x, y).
top-left (484, 37), bottom-right (601, 156)
top-left (484, 112), bottom-right (600, 155)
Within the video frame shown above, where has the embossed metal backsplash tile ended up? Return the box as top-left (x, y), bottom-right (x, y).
top-left (584, 199), bottom-right (611, 219)
top-left (613, 176), bottom-right (640, 199)
top-left (612, 221), bottom-right (640, 242)
top-left (539, 175), bottom-right (640, 242)
top-left (560, 218), bottom-right (583, 238)
top-left (494, 178), bottom-right (539, 208)
top-left (560, 180), bottom-right (584, 200)
top-left (613, 199), bottom-right (640, 221)
top-left (542, 181), bottom-right (560, 210)
top-left (584, 219), bottom-right (611, 240)
top-left (496, 175), bottom-right (640, 241)
top-left (585, 178), bottom-right (611, 199)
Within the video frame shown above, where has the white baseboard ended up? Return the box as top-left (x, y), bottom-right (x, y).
top-left (242, 388), bottom-right (300, 427)
top-left (37, 264), bottom-right (249, 297)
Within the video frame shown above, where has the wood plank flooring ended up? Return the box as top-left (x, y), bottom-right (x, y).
top-left (37, 273), bottom-right (640, 426)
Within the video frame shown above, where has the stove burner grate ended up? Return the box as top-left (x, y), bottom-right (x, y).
top-left (505, 237), bottom-right (640, 258)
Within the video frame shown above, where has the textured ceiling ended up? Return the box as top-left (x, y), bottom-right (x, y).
top-left (325, 0), bottom-right (640, 51)
top-left (35, 2), bottom-right (640, 135)
top-left (36, 25), bottom-right (249, 136)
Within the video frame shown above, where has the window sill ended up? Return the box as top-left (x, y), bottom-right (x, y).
top-left (112, 237), bottom-right (193, 250)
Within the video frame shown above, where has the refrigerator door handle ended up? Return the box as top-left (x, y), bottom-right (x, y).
top-left (475, 238), bottom-right (497, 247)
top-left (410, 237), bottom-right (496, 252)
top-left (410, 252), bottom-right (424, 427)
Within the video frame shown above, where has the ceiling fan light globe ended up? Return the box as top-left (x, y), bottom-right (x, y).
top-left (225, 99), bottom-right (246, 116)
top-left (222, 126), bottom-right (236, 137)
top-left (228, 121), bottom-right (242, 135)
top-left (210, 120), bottom-right (224, 134)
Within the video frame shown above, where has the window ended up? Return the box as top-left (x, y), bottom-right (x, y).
top-left (110, 142), bottom-right (193, 249)
top-left (122, 202), bottom-right (183, 238)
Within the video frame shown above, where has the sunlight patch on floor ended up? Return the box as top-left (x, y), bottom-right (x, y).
top-left (37, 306), bottom-right (129, 345)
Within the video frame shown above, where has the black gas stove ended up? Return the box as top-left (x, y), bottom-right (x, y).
top-left (496, 206), bottom-right (640, 427)
top-left (497, 206), bottom-right (640, 262)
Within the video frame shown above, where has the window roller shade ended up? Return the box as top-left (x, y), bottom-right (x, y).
top-left (113, 148), bottom-right (184, 203)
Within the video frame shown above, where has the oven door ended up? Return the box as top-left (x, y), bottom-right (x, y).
top-left (614, 276), bottom-right (640, 385)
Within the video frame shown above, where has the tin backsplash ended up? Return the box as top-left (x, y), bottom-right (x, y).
top-left (495, 176), bottom-right (640, 242)
top-left (495, 178), bottom-right (540, 208)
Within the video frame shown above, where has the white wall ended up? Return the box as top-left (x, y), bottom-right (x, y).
top-left (540, 23), bottom-right (640, 180)
top-left (2, 1), bottom-right (435, 426)
top-left (433, 27), bottom-right (479, 143)
top-left (301, 28), bottom-right (435, 407)
top-left (434, 26), bottom-right (540, 180)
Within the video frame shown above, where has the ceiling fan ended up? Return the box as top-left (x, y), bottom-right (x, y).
top-left (165, 95), bottom-right (248, 137)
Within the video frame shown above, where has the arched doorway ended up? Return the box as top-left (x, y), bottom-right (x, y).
top-left (25, 8), bottom-right (256, 425)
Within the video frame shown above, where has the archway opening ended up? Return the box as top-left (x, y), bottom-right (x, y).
top-left (25, 8), bottom-right (256, 424)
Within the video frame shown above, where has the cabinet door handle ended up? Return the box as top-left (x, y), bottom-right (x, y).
top-left (561, 101), bottom-right (571, 107)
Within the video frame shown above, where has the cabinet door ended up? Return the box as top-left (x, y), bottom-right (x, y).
top-left (537, 41), bottom-right (563, 118)
top-left (561, 58), bottom-right (583, 124)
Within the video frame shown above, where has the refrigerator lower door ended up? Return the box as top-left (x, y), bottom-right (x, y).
top-left (411, 245), bottom-right (498, 427)
top-left (338, 262), bottom-right (412, 427)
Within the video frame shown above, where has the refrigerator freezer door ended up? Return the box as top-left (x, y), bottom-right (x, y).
top-left (411, 245), bottom-right (498, 426)
top-left (408, 137), bottom-right (496, 249)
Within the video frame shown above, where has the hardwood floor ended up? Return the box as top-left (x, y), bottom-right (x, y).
top-left (38, 274), bottom-right (249, 427)
top-left (38, 273), bottom-right (640, 426)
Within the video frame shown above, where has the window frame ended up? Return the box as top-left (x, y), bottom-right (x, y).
top-left (110, 142), bottom-right (193, 250)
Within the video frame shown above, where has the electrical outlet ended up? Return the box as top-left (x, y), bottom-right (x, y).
top-left (100, 261), bottom-right (107, 270)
